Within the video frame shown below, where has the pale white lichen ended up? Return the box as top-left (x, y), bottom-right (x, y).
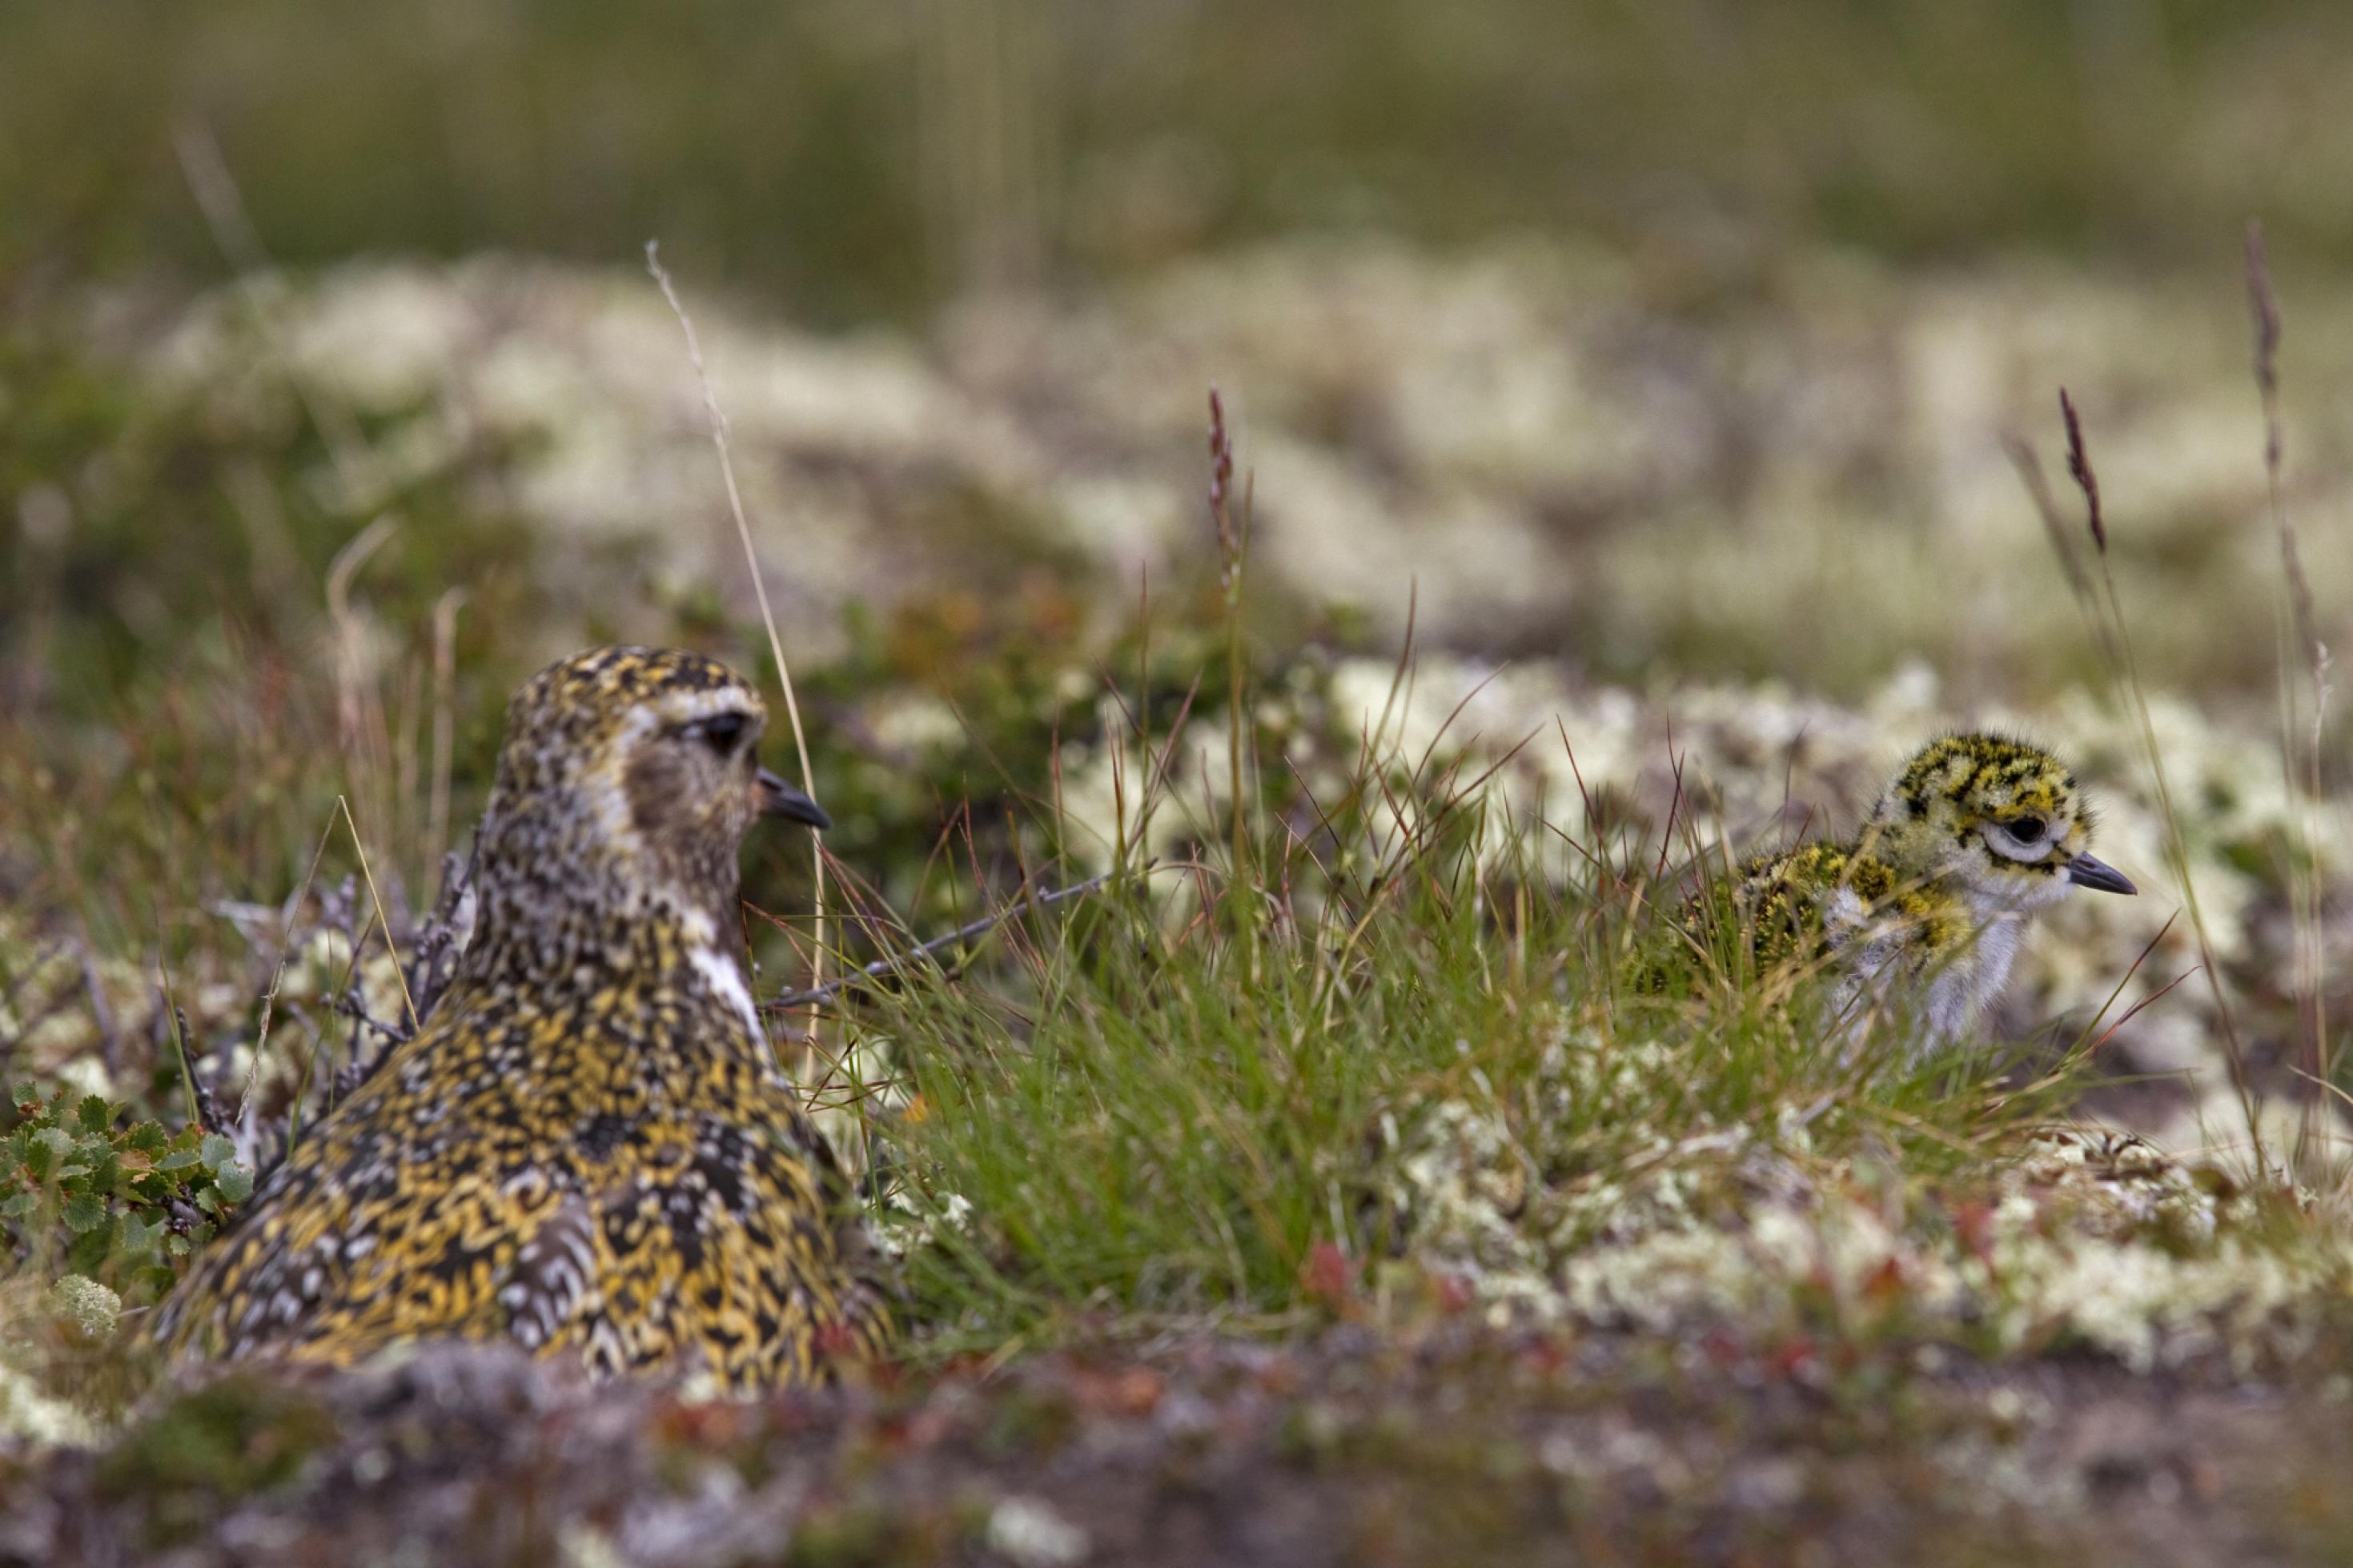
top-left (1387, 1087), bottom-right (2352, 1374)
top-left (45, 1275), bottom-right (119, 1341)
top-left (0, 1361), bottom-right (99, 1450)
top-left (985, 1495), bottom-right (1090, 1568)
top-left (133, 240), bottom-right (2353, 688)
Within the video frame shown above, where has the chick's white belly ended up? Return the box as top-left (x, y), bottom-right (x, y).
top-left (1825, 904), bottom-right (2026, 1056)
top-left (1923, 914), bottom-right (2023, 1047)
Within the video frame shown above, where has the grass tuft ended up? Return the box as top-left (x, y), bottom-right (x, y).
top-left (861, 662), bottom-right (2107, 1359)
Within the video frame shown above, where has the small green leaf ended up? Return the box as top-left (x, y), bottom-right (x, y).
top-left (166, 1233), bottom-right (191, 1257)
top-left (214, 1165), bottom-right (255, 1205)
top-left (23, 1133), bottom-right (61, 1182)
top-left (118, 1213), bottom-right (163, 1258)
top-left (194, 1188), bottom-right (220, 1216)
top-left (75, 1096), bottom-right (111, 1135)
top-left (159, 1148), bottom-right (203, 1172)
top-left (122, 1122), bottom-right (168, 1156)
top-left (0, 1191), bottom-right (38, 1219)
top-left (199, 1134), bottom-right (238, 1173)
top-left (62, 1193), bottom-right (107, 1233)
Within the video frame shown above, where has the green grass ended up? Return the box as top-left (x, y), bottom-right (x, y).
top-left (848, 687), bottom-right (2107, 1358)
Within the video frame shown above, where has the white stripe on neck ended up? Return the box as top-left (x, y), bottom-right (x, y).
top-left (689, 945), bottom-right (764, 1037)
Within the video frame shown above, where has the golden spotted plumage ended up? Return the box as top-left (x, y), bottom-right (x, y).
top-left (1721, 733), bottom-right (2135, 1052)
top-left (151, 647), bottom-right (889, 1390)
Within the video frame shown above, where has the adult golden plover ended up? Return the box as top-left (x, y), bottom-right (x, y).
top-left (152, 647), bottom-right (889, 1390)
top-left (1729, 732), bottom-right (2136, 1053)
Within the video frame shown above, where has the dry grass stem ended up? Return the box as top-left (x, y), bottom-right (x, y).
top-left (2050, 390), bottom-right (2268, 1173)
top-left (2058, 387), bottom-right (2105, 556)
top-left (643, 241), bottom-right (834, 1085)
top-left (2243, 223), bottom-right (2336, 1164)
top-left (427, 588), bottom-right (467, 875)
top-left (337, 796), bottom-right (419, 1035)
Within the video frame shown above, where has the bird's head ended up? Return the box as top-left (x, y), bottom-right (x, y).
top-left (1862, 732), bottom-right (2135, 910)
top-left (470, 647), bottom-right (829, 962)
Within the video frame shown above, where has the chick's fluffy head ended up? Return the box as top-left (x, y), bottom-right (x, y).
top-left (1864, 732), bottom-right (2132, 906)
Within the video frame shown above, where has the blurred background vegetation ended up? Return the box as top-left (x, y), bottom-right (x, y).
top-left (11, 0), bottom-right (2352, 697)
top-left (11, 0), bottom-right (2353, 319)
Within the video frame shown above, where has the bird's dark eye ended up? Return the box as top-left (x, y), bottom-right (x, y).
top-left (694, 712), bottom-right (751, 756)
top-left (2006, 816), bottom-right (2046, 842)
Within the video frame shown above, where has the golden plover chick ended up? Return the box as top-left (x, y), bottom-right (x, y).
top-left (1732, 732), bottom-right (2135, 1053)
top-left (153, 647), bottom-right (889, 1390)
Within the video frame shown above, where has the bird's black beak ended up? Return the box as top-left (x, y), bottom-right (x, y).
top-left (755, 767), bottom-right (832, 830)
top-left (2064, 853), bottom-right (2135, 896)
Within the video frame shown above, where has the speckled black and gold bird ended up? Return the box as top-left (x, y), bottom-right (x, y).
top-left (1720, 732), bottom-right (2136, 1053)
top-left (151, 647), bottom-right (890, 1390)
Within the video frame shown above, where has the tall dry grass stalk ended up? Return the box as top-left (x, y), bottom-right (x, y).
top-left (2036, 390), bottom-right (2270, 1175)
top-left (642, 243), bottom-right (835, 1087)
top-left (1207, 389), bottom-right (1252, 899)
top-left (2243, 225), bottom-right (2337, 1169)
top-left (427, 587), bottom-right (468, 875)
top-left (321, 515), bottom-right (400, 857)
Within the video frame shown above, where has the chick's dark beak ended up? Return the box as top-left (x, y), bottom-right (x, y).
top-left (755, 767), bottom-right (832, 830)
top-left (2064, 853), bottom-right (2136, 896)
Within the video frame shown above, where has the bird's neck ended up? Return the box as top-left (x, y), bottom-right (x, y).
top-left (442, 865), bottom-right (777, 1095)
top-left (458, 851), bottom-right (742, 989)
top-left (455, 779), bottom-right (745, 981)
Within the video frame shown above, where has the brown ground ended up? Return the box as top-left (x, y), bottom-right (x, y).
top-left (10, 1325), bottom-right (2353, 1568)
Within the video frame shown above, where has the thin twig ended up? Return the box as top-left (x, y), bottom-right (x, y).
top-left (238, 811), bottom-right (342, 1121)
top-left (761, 870), bottom-right (1124, 1013)
top-left (2060, 910), bottom-right (2180, 1065)
top-left (337, 796), bottom-right (420, 1033)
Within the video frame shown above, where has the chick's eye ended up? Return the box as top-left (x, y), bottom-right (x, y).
top-left (694, 712), bottom-right (750, 756)
top-left (2006, 815), bottom-right (2046, 842)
